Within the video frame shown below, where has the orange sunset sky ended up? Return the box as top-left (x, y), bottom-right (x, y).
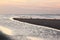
top-left (0, 0), bottom-right (60, 14)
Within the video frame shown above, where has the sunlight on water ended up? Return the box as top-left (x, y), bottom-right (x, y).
top-left (9, 17), bottom-right (14, 21)
top-left (27, 36), bottom-right (44, 40)
top-left (0, 26), bottom-right (13, 35)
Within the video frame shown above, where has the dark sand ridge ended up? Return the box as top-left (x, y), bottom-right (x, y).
top-left (13, 18), bottom-right (60, 30)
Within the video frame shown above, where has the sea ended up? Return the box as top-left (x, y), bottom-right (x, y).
top-left (0, 14), bottom-right (60, 40)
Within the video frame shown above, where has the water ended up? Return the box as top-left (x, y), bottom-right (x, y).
top-left (0, 14), bottom-right (60, 40)
top-left (1, 14), bottom-right (60, 18)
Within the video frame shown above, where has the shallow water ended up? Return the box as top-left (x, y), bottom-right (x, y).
top-left (0, 14), bottom-right (60, 40)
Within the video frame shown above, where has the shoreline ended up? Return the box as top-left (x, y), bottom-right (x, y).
top-left (13, 18), bottom-right (60, 30)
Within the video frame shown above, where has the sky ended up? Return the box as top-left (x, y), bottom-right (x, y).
top-left (0, 0), bottom-right (60, 14)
